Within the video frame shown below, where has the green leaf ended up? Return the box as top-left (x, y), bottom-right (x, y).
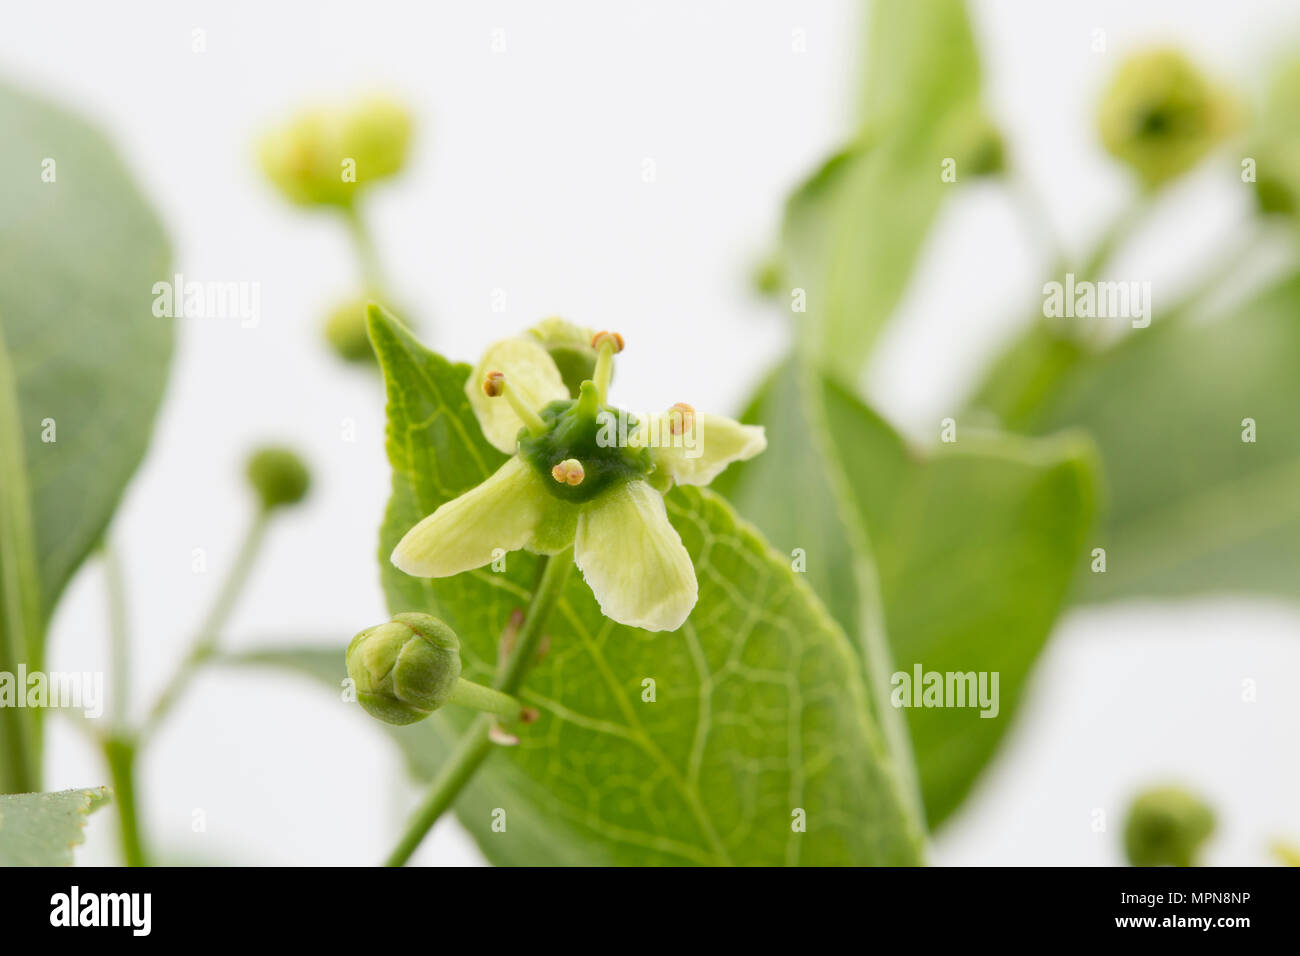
top-left (717, 361), bottom-right (1098, 826)
top-left (782, 0), bottom-right (991, 382)
top-left (970, 271), bottom-right (1300, 602)
top-left (364, 307), bottom-right (924, 865)
top-left (0, 83), bottom-right (172, 790)
top-left (0, 787), bottom-right (110, 866)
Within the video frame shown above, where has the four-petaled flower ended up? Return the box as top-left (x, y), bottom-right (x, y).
top-left (391, 326), bottom-right (766, 631)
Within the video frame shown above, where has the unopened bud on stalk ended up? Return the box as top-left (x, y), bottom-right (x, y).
top-left (1097, 49), bottom-right (1238, 190)
top-left (323, 298), bottom-right (375, 364)
top-left (1123, 785), bottom-right (1215, 867)
top-left (245, 446), bottom-right (311, 510)
top-left (346, 613), bottom-right (528, 726)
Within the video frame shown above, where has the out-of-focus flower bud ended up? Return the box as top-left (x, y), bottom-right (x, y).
top-left (259, 96), bottom-right (413, 208)
top-left (1251, 59), bottom-right (1300, 217)
top-left (245, 446), bottom-right (311, 510)
top-left (1097, 49), bottom-right (1238, 190)
top-left (1123, 785), bottom-right (1215, 867)
top-left (958, 111), bottom-right (1005, 178)
top-left (322, 298), bottom-right (375, 364)
top-left (342, 97), bottom-right (413, 185)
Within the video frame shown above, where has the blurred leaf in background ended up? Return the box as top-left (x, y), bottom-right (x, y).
top-left (778, 0), bottom-right (999, 385)
top-left (0, 82), bottom-right (172, 792)
top-left (971, 272), bottom-right (1300, 602)
top-left (723, 0), bottom-right (1100, 828)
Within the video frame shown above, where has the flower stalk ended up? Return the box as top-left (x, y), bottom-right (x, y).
top-left (384, 554), bottom-right (571, 866)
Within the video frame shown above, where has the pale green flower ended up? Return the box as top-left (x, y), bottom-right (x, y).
top-left (391, 329), bottom-right (766, 631)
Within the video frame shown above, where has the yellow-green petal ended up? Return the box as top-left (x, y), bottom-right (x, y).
top-left (573, 480), bottom-right (697, 632)
top-left (391, 456), bottom-right (576, 577)
top-left (468, 338), bottom-right (568, 453)
top-left (642, 412), bottom-right (766, 487)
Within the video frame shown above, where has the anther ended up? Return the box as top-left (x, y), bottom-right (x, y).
top-left (591, 330), bottom-right (625, 353)
top-left (668, 402), bottom-right (696, 436)
top-left (591, 331), bottom-right (623, 403)
top-left (482, 370), bottom-right (547, 435)
top-left (551, 458), bottom-right (585, 486)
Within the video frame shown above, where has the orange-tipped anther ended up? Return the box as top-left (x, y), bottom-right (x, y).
top-left (591, 330), bottom-right (625, 353)
top-left (482, 370), bottom-right (506, 397)
top-left (668, 402), bottom-right (696, 436)
top-left (551, 458), bottom-right (585, 486)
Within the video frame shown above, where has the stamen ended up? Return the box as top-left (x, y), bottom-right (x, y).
top-left (575, 379), bottom-right (601, 420)
top-left (481, 370), bottom-right (548, 435)
top-left (590, 330), bottom-right (624, 403)
top-left (591, 330), bottom-right (625, 353)
top-left (551, 458), bottom-right (585, 486)
top-left (668, 402), bottom-right (696, 436)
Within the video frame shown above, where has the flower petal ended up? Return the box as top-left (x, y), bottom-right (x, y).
top-left (468, 338), bottom-right (568, 453)
top-left (574, 480), bottom-right (697, 632)
top-left (642, 412), bottom-right (766, 487)
top-left (392, 456), bottom-right (576, 577)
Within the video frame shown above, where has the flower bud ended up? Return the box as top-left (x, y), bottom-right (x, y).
top-left (1097, 49), bottom-right (1238, 190)
top-left (245, 446), bottom-right (311, 510)
top-left (1251, 59), bottom-right (1300, 218)
top-left (1123, 785), bottom-right (1215, 867)
top-left (259, 96), bottom-right (413, 208)
top-left (955, 111), bottom-right (1004, 178)
top-left (341, 96), bottom-right (413, 186)
top-left (322, 298), bottom-right (375, 364)
top-left (346, 613), bottom-right (462, 725)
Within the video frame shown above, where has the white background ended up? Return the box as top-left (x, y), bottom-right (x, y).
top-left (2, 0), bottom-right (1297, 865)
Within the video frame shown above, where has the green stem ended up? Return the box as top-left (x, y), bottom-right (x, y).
top-left (0, 331), bottom-right (43, 794)
top-left (1007, 169), bottom-right (1067, 273)
top-left (344, 203), bottom-right (385, 297)
top-left (1162, 222), bottom-right (1268, 323)
top-left (1076, 198), bottom-right (1150, 281)
top-left (140, 507), bottom-right (272, 741)
top-left (103, 734), bottom-right (147, 866)
top-left (447, 679), bottom-right (525, 720)
top-left (384, 555), bottom-right (571, 867)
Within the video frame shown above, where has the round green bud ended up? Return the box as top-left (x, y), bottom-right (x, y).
top-left (1098, 49), bottom-right (1238, 190)
top-left (322, 298), bottom-right (375, 364)
top-left (346, 613), bottom-right (461, 726)
top-left (245, 446), bottom-right (311, 510)
top-left (341, 96), bottom-right (413, 187)
top-left (259, 96), bottom-right (413, 208)
top-left (1123, 785), bottom-right (1215, 867)
top-left (1251, 59), bottom-right (1300, 218)
top-left (751, 255), bottom-right (784, 298)
top-left (960, 113), bottom-right (1005, 179)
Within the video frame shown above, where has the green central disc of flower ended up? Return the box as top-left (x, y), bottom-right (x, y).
top-left (518, 382), bottom-right (653, 504)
